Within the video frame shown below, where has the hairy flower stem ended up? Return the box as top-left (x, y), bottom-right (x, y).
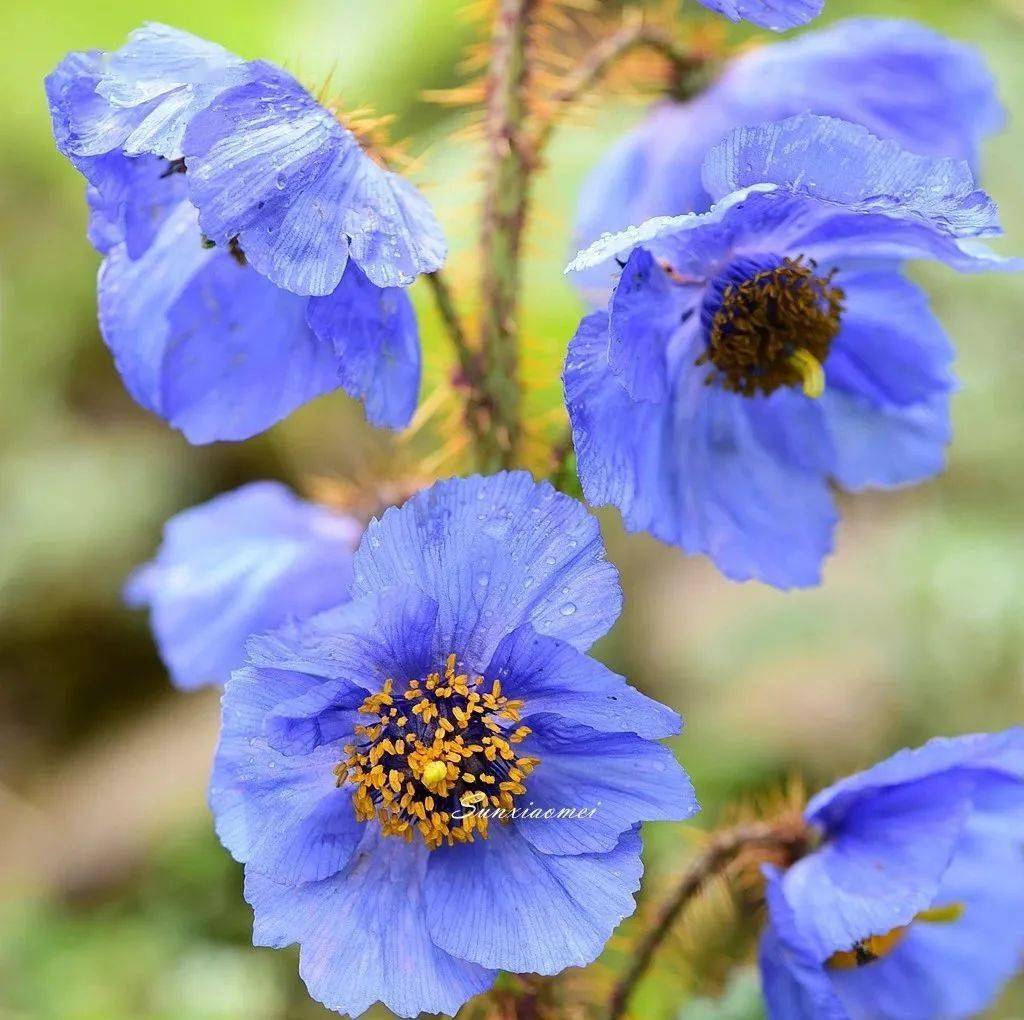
top-left (608, 820), bottom-right (810, 1020)
top-left (531, 15), bottom-right (704, 153)
top-left (423, 270), bottom-right (493, 446)
top-left (478, 0), bottom-right (536, 470)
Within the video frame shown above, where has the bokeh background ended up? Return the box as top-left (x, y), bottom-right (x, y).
top-left (2, 0), bottom-right (1023, 1017)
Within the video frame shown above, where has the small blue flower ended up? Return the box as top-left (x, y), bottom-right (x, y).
top-left (209, 472), bottom-right (697, 1017)
top-left (576, 19), bottom-right (1002, 301)
top-left (697, 0), bottom-right (823, 31)
top-left (760, 729), bottom-right (1024, 1019)
top-left (45, 24), bottom-right (443, 441)
top-left (564, 114), bottom-right (1017, 588)
top-left (126, 482), bottom-right (360, 691)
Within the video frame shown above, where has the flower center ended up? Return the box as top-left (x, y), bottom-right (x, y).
top-left (826, 902), bottom-right (965, 971)
top-left (336, 654), bottom-right (538, 849)
top-left (698, 255), bottom-right (844, 398)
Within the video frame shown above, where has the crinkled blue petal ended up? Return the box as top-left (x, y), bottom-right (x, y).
top-left (47, 25), bottom-right (251, 162)
top-left (827, 270), bottom-right (953, 409)
top-left (574, 19), bottom-right (1003, 295)
top-left (485, 623), bottom-right (680, 739)
top-left (514, 716), bottom-right (696, 855)
top-left (94, 23), bottom-right (253, 159)
top-left (703, 115), bottom-right (999, 240)
top-left (245, 830), bottom-right (497, 1018)
top-left (243, 586), bottom-right (440, 695)
top-left (352, 472), bottom-right (622, 671)
top-left (183, 63), bottom-right (445, 295)
top-left (760, 871), bottom-right (850, 1020)
top-left (806, 729), bottom-right (1024, 825)
top-left (423, 824), bottom-right (642, 973)
top-left (830, 826), bottom-right (1024, 1019)
top-left (565, 313), bottom-right (838, 588)
top-left (307, 263), bottom-right (420, 429)
top-left (97, 201), bottom-right (345, 443)
top-left (608, 247), bottom-right (679, 401)
top-left (782, 772), bottom-right (974, 958)
top-left (698, 0), bottom-right (823, 31)
top-left (124, 481), bottom-right (358, 690)
top-left (210, 664), bottom-right (365, 884)
top-left (823, 391), bottom-right (951, 492)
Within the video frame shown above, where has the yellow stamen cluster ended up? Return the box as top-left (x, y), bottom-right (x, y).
top-left (827, 902), bottom-right (966, 971)
top-left (699, 256), bottom-right (844, 398)
top-left (336, 654), bottom-right (538, 850)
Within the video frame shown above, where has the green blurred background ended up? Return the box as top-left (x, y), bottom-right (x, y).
top-left (1, 0), bottom-right (1022, 1017)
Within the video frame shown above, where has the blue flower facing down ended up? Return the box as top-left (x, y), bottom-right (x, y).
top-left (761, 729), bottom-right (1024, 1019)
top-left (564, 114), bottom-right (1018, 588)
top-left (126, 482), bottom-right (360, 691)
top-left (697, 0), bottom-right (823, 31)
top-left (209, 472), bottom-right (697, 1017)
top-left (575, 19), bottom-right (1003, 301)
top-left (45, 24), bottom-right (445, 441)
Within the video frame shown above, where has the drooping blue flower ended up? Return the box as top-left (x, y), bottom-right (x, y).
top-left (697, 0), bottom-right (823, 31)
top-left (209, 472), bottom-right (697, 1017)
top-left (126, 482), bottom-right (360, 691)
top-left (760, 729), bottom-right (1024, 1019)
top-left (563, 114), bottom-right (1018, 588)
top-left (575, 19), bottom-right (1002, 301)
top-left (45, 24), bottom-right (444, 441)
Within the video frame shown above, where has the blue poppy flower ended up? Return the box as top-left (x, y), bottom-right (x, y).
top-left (563, 114), bottom-right (1017, 588)
top-left (575, 19), bottom-right (1002, 302)
top-left (760, 729), bottom-right (1024, 1019)
top-left (697, 0), bottom-right (823, 31)
top-left (126, 482), bottom-right (360, 691)
top-left (209, 472), bottom-right (698, 1017)
top-left (45, 24), bottom-right (443, 440)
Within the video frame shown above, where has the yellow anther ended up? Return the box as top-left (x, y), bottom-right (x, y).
top-left (788, 348), bottom-right (826, 399)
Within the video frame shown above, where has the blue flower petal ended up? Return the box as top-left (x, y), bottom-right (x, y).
top-left (703, 115), bottom-right (999, 240)
top-left (827, 270), bottom-right (953, 409)
top-left (760, 872), bottom-right (849, 1020)
top-left (823, 391), bottom-right (951, 492)
top-left (95, 23), bottom-right (252, 159)
top-left (698, 0), bottom-right (823, 31)
top-left (514, 716), bottom-right (697, 855)
top-left (211, 665), bottom-right (365, 883)
top-left (244, 586), bottom-right (440, 694)
top-left (307, 264), bottom-right (420, 429)
top-left (607, 247), bottom-right (680, 401)
top-left (806, 729), bottom-right (1024, 825)
top-left (353, 472), bottom-right (622, 671)
top-left (245, 830), bottom-right (497, 1018)
top-left (830, 827), bottom-right (1024, 1019)
top-left (783, 772), bottom-right (974, 958)
top-left (125, 481), bottom-right (358, 690)
top-left (566, 313), bottom-right (838, 589)
top-left (564, 310), bottom-right (678, 530)
top-left (574, 19), bottom-right (1003, 294)
top-left (485, 623), bottom-right (680, 739)
top-left (184, 64), bottom-right (445, 295)
top-left (97, 201), bottom-right (345, 443)
top-left (423, 825), bottom-right (643, 973)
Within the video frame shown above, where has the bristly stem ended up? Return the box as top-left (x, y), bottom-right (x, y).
top-left (478, 0), bottom-right (536, 470)
top-left (607, 820), bottom-right (810, 1020)
top-left (423, 270), bottom-right (493, 448)
top-left (531, 14), bottom-right (705, 154)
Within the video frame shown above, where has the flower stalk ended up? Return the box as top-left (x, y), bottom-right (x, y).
top-left (608, 819), bottom-right (810, 1020)
top-left (477, 0), bottom-right (537, 470)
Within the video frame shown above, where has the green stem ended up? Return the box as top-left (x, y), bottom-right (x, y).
top-left (607, 820), bottom-right (809, 1020)
top-left (478, 0), bottom-right (536, 470)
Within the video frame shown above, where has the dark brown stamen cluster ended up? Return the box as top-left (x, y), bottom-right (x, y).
top-left (699, 257), bottom-right (844, 397)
